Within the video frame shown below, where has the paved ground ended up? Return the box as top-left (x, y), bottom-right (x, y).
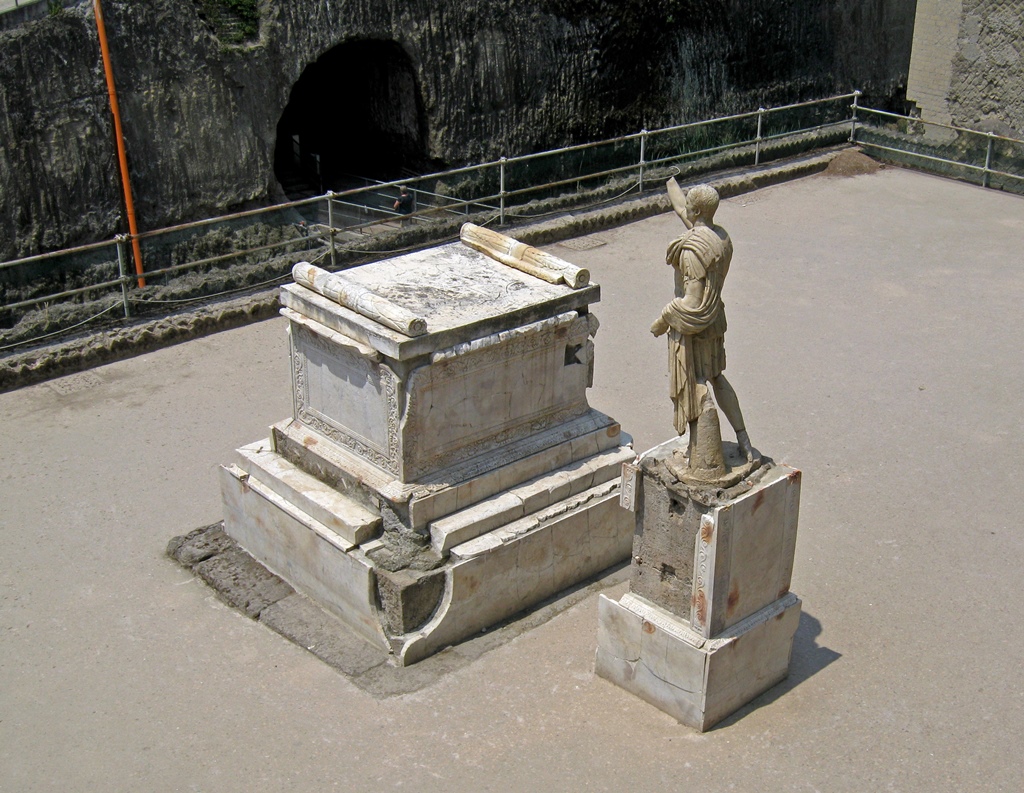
top-left (2, 165), bottom-right (1022, 792)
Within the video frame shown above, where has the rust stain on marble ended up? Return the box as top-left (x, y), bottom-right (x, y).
top-left (727, 583), bottom-right (740, 616)
top-left (694, 590), bottom-right (707, 625)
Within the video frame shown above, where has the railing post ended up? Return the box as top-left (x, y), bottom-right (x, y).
top-left (850, 90), bottom-right (861, 142)
top-left (326, 191), bottom-right (337, 267)
top-left (983, 132), bottom-right (994, 188)
top-left (95, 0), bottom-right (146, 288)
top-left (115, 235), bottom-right (131, 319)
top-left (499, 157), bottom-right (507, 226)
top-left (639, 129), bottom-right (648, 192)
top-left (755, 108), bottom-right (765, 165)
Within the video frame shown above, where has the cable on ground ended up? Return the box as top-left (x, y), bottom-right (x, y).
top-left (0, 301), bottom-right (123, 353)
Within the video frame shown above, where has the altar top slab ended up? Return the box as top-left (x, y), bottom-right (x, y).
top-left (281, 240), bottom-right (600, 361)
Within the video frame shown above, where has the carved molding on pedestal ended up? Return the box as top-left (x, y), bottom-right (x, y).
top-left (292, 321), bottom-right (402, 477)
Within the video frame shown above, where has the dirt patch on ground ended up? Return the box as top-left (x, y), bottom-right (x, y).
top-left (823, 148), bottom-right (883, 177)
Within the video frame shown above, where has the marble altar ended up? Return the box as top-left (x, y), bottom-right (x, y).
top-left (220, 224), bottom-right (635, 665)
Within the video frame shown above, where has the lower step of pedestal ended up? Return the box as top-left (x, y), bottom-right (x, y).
top-left (595, 591), bottom-right (801, 731)
top-left (220, 452), bottom-right (634, 665)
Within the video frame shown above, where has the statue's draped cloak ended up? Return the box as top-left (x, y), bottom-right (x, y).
top-left (661, 225), bottom-right (732, 433)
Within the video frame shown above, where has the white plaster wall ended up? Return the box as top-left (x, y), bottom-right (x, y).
top-left (907, 0), bottom-right (965, 126)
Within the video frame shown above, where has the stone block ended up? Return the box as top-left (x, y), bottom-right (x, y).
top-left (547, 471), bottom-right (574, 504)
top-left (453, 466), bottom-right (506, 511)
top-left (598, 436), bottom-right (803, 728)
top-left (702, 595), bottom-right (802, 727)
top-left (692, 465), bottom-right (801, 638)
top-left (430, 491), bottom-right (525, 553)
top-left (235, 441), bottom-right (382, 546)
top-left (220, 464), bottom-right (385, 648)
top-left (270, 420), bottom-right (391, 510)
top-left (570, 432), bottom-right (599, 461)
top-left (595, 591), bottom-right (642, 662)
top-left (404, 412), bottom-right (622, 529)
top-left (629, 471), bottom-right (702, 615)
top-left (431, 444), bottom-right (634, 555)
top-left (595, 592), bottom-right (801, 731)
top-left (375, 568), bottom-right (447, 635)
top-left (401, 485), bottom-right (632, 665)
top-left (517, 477), bottom-right (556, 515)
top-left (628, 445), bottom-right (800, 638)
top-left (416, 485), bottom-right (458, 526)
top-left (193, 547), bottom-right (294, 619)
top-left (547, 508), bottom-right (597, 594)
top-left (565, 459), bottom-right (596, 497)
top-left (283, 243), bottom-right (602, 485)
top-left (498, 443), bottom-right (569, 490)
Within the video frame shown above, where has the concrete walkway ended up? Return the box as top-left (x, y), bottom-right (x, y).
top-left (2, 165), bottom-right (1022, 791)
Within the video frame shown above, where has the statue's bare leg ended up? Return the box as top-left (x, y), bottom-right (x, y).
top-left (711, 374), bottom-right (754, 461)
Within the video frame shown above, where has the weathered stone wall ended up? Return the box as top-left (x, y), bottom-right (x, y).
top-left (908, 0), bottom-right (1024, 137)
top-left (0, 0), bottom-right (917, 260)
top-left (0, 11), bottom-right (122, 256)
top-left (948, 0), bottom-right (1024, 136)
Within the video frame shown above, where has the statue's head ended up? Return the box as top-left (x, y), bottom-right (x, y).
top-left (685, 184), bottom-right (719, 223)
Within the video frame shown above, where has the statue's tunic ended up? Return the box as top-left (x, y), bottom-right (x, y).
top-left (661, 224), bottom-right (733, 433)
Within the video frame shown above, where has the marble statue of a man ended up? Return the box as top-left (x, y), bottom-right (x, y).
top-left (650, 182), bottom-right (754, 475)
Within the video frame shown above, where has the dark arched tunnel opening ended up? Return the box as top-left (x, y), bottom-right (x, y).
top-left (274, 40), bottom-right (428, 198)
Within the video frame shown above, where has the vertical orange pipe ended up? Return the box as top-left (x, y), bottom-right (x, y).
top-left (94, 0), bottom-right (145, 287)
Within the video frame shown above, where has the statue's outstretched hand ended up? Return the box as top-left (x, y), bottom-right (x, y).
top-left (650, 316), bottom-right (670, 337)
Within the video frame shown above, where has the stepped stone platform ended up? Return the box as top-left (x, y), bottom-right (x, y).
top-left (597, 436), bottom-right (802, 730)
top-left (218, 226), bottom-right (635, 664)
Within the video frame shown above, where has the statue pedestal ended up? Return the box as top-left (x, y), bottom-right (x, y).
top-left (596, 436), bottom-right (802, 730)
top-left (220, 233), bottom-right (635, 665)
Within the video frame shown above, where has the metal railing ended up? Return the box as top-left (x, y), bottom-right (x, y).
top-left (1, 0), bottom-right (44, 11)
top-left (0, 0), bottom-right (65, 16)
top-left (0, 91), bottom-right (863, 351)
top-left (852, 107), bottom-right (1024, 192)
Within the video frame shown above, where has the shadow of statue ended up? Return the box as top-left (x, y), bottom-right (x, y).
top-left (711, 609), bottom-right (841, 730)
